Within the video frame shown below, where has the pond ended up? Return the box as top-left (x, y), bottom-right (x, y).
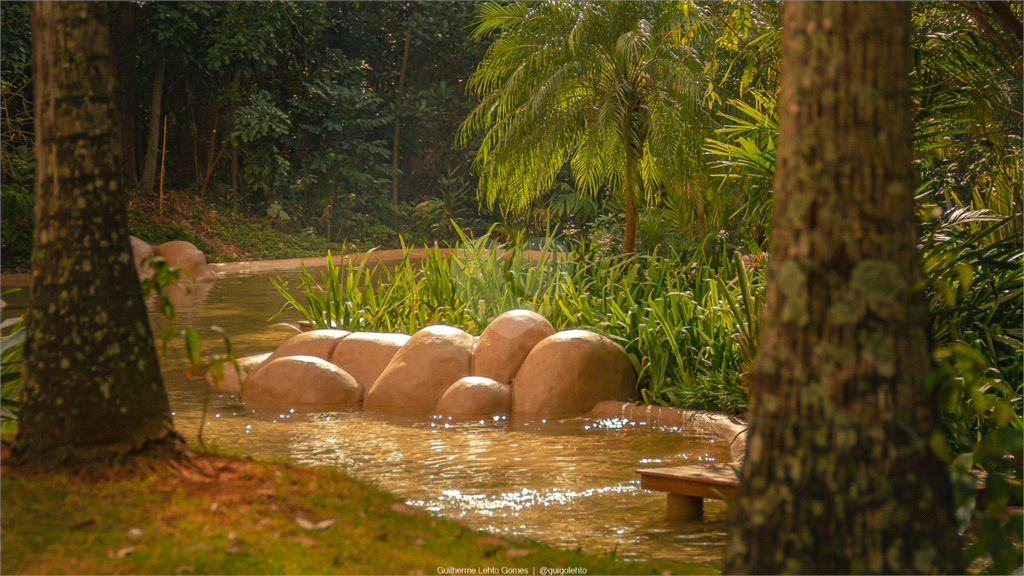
top-left (4, 270), bottom-right (734, 567)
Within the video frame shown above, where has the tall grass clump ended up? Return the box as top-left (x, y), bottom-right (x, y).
top-left (272, 233), bottom-right (763, 415)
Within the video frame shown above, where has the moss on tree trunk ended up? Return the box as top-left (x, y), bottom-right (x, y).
top-left (18, 2), bottom-right (182, 466)
top-left (723, 2), bottom-right (964, 573)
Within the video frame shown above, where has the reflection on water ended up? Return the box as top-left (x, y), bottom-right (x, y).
top-left (7, 270), bottom-right (734, 566)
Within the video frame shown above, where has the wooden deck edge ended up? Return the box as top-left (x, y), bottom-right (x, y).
top-left (639, 475), bottom-right (739, 502)
top-left (589, 400), bottom-right (747, 464)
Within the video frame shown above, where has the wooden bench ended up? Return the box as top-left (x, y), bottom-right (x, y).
top-left (637, 463), bottom-right (739, 521)
top-left (639, 464), bottom-right (1003, 522)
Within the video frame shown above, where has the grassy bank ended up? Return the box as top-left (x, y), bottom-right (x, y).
top-left (1, 443), bottom-right (703, 576)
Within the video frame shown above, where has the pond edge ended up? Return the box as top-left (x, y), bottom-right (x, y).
top-left (589, 401), bottom-right (747, 463)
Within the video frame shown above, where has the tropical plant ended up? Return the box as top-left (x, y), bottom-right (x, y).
top-left (1, 293), bottom-right (25, 431)
top-left (921, 209), bottom-right (1023, 575)
top-left (702, 90), bottom-right (777, 240)
top-left (457, 1), bottom-right (718, 254)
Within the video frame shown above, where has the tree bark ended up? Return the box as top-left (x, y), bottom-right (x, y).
top-left (19, 1), bottom-right (182, 466)
top-left (140, 58), bottom-right (165, 196)
top-left (723, 3), bottom-right (963, 574)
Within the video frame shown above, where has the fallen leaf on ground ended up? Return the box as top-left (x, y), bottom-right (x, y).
top-left (296, 516), bottom-right (336, 531)
top-left (70, 518), bottom-right (96, 530)
top-left (389, 503), bottom-right (418, 515)
top-left (505, 548), bottom-right (534, 558)
top-left (293, 536), bottom-right (320, 547)
top-left (477, 536), bottom-right (509, 547)
top-left (256, 517), bottom-right (274, 529)
top-left (125, 527), bottom-right (145, 540)
top-left (113, 546), bottom-right (135, 559)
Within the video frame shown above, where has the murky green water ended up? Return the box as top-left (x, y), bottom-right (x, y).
top-left (4, 271), bottom-right (733, 566)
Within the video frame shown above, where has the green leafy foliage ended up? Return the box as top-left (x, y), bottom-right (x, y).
top-left (0, 1), bottom-right (35, 272)
top-left (702, 92), bottom-right (777, 240)
top-left (921, 208), bottom-right (1023, 574)
top-left (273, 236), bottom-right (763, 414)
top-left (458, 1), bottom-right (719, 251)
top-left (1, 307), bottom-right (25, 430)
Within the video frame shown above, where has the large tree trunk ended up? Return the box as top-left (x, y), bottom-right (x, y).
top-left (19, 1), bottom-right (182, 466)
top-left (140, 58), bottom-right (165, 196)
top-left (723, 3), bottom-right (963, 574)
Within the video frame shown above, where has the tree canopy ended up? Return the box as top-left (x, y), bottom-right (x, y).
top-left (458, 1), bottom-right (717, 253)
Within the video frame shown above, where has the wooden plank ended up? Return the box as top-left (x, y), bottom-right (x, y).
top-left (640, 474), bottom-right (737, 501)
top-left (636, 463), bottom-right (740, 501)
top-left (638, 465), bottom-right (1000, 504)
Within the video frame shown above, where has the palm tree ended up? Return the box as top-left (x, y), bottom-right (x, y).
top-left (457, 1), bottom-right (716, 254)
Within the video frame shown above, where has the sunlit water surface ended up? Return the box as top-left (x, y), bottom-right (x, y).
top-left (5, 270), bottom-right (733, 566)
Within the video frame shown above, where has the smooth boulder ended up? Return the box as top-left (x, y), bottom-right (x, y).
top-left (363, 325), bottom-right (474, 413)
top-left (130, 236), bottom-right (154, 279)
top-left (261, 329), bottom-right (350, 366)
top-left (512, 330), bottom-right (637, 416)
top-left (155, 240), bottom-right (216, 282)
top-left (241, 355), bottom-right (362, 407)
top-left (329, 332), bottom-right (410, 389)
top-left (204, 352), bottom-right (271, 393)
top-left (434, 376), bottom-right (511, 417)
top-left (471, 309), bottom-right (554, 384)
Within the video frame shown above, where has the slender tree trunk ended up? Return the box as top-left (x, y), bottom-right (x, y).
top-left (231, 145), bottom-right (238, 203)
top-left (111, 2), bottom-right (138, 187)
top-left (621, 99), bottom-right (640, 255)
top-left (140, 58), bottom-right (165, 196)
top-left (723, 3), bottom-right (963, 573)
top-left (19, 1), bottom-right (182, 466)
top-left (622, 172), bottom-right (638, 254)
top-left (392, 29), bottom-right (411, 204)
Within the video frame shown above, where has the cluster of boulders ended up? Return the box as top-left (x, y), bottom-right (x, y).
top-left (224, 309), bottom-right (638, 418)
top-left (131, 237), bottom-right (216, 283)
